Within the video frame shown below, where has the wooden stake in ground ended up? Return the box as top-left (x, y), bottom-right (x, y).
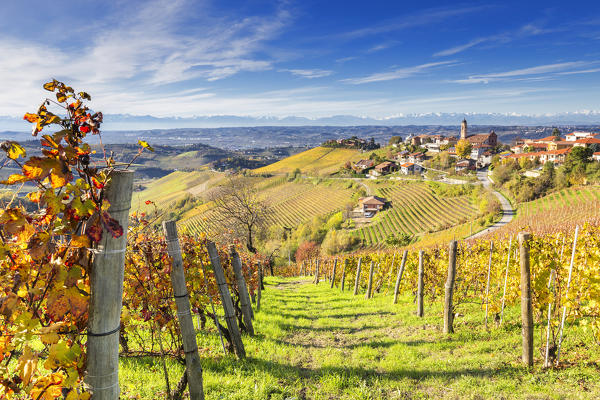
top-left (353, 258), bottom-right (362, 295)
top-left (518, 232), bottom-right (533, 367)
top-left (444, 241), bottom-right (457, 334)
top-left (330, 259), bottom-right (338, 289)
top-left (198, 259), bottom-right (227, 355)
top-left (499, 237), bottom-right (513, 326)
top-left (544, 269), bottom-right (556, 368)
top-left (365, 261), bottom-right (375, 299)
top-left (163, 221), bottom-right (204, 400)
top-left (340, 259), bottom-right (347, 291)
top-left (393, 251), bottom-right (408, 304)
top-left (257, 263), bottom-right (262, 312)
top-left (314, 259), bottom-right (320, 284)
top-left (556, 225), bottom-right (579, 366)
top-left (86, 170), bottom-right (134, 400)
top-left (207, 241), bottom-right (246, 358)
top-left (484, 241), bottom-right (494, 330)
top-left (417, 250), bottom-right (424, 317)
top-left (230, 248), bottom-right (254, 335)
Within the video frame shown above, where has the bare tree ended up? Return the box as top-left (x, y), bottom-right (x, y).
top-left (208, 175), bottom-right (267, 253)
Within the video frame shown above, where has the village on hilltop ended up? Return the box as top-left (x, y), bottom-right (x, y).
top-left (344, 119), bottom-right (600, 218)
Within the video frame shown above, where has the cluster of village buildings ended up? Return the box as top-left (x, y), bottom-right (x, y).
top-left (351, 119), bottom-right (498, 177)
top-left (323, 136), bottom-right (380, 150)
top-left (503, 130), bottom-right (600, 165)
top-left (348, 120), bottom-right (599, 218)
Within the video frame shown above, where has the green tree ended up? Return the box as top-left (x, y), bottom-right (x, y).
top-left (552, 128), bottom-right (561, 140)
top-left (325, 212), bottom-right (344, 231)
top-left (389, 135), bottom-right (403, 145)
top-left (456, 139), bottom-right (472, 159)
top-left (566, 146), bottom-right (592, 168)
top-left (385, 232), bottom-right (412, 247)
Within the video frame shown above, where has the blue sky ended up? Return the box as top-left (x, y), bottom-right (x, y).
top-left (1, 0), bottom-right (600, 119)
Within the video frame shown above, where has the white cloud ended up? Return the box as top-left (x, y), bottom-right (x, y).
top-left (434, 38), bottom-right (487, 57)
top-left (339, 5), bottom-right (488, 39)
top-left (341, 61), bottom-right (456, 84)
top-left (336, 57), bottom-right (356, 63)
top-left (556, 68), bottom-right (600, 75)
top-left (0, 0), bottom-right (288, 115)
top-left (281, 69), bottom-right (333, 79)
top-left (366, 41), bottom-right (400, 53)
top-left (453, 61), bottom-right (597, 84)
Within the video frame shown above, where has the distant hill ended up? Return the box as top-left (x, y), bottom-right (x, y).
top-left (4, 124), bottom-right (600, 150)
top-left (4, 112), bottom-right (600, 131)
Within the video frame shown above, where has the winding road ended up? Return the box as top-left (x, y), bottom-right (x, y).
top-left (468, 168), bottom-right (515, 239)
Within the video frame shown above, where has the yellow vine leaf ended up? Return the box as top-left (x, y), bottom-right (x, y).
top-left (71, 235), bottom-right (90, 248)
top-left (1, 141), bottom-right (26, 159)
top-left (0, 173), bottom-right (28, 185)
top-left (138, 140), bottom-right (155, 152)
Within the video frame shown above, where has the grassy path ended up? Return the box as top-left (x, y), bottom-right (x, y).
top-left (120, 277), bottom-right (600, 399)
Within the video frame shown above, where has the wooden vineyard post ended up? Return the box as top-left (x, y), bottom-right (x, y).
top-left (230, 248), bottom-right (255, 335)
top-left (556, 225), bottom-right (579, 366)
top-left (499, 237), bottom-right (513, 326)
top-left (340, 259), bottom-right (347, 291)
top-left (330, 259), bottom-right (338, 289)
top-left (198, 259), bottom-right (227, 354)
top-left (484, 241), bottom-right (494, 330)
top-left (417, 250), bottom-right (424, 317)
top-left (544, 269), bottom-right (556, 368)
top-left (163, 221), bottom-right (205, 400)
top-left (256, 263), bottom-right (262, 312)
top-left (86, 170), bottom-right (134, 400)
top-left (393, 250), bottom-right (408, 304)
top-left (314, 259), bottom-right (320, 284)
top-left (518, 232), bottom-right (533, 367)
top-left (353, 258), bottom-right (362, 295)
top-left (365, 261), bottom-right (375, 299)
top-left (207, 241), bottom-right (246, 358)
top-left (444, 241), bottom-right (457, 334)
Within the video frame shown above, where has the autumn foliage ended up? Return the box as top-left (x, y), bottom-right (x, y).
top-left (0, 80), bottom-right (118, 399)
top-left (0, 81), bottom-right (262, 399)
top-left (295, 241), bottom-right (320, 263)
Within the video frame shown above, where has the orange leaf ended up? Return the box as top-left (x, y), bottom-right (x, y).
top-left (0, 173), bottom-right (28, 185)
top-left (43, 80), bottom-right (58, 91)
top-left (27, 191), bottom-right (43, 203)
top-left (23, 113), bottom-right (39, 123)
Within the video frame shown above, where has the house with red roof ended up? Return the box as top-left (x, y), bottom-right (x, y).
top-left (400, 162), bottom-right (423, 175)
top-left (573, 138), bottom-right (600, 148)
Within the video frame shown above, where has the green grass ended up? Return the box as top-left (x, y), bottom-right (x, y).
top-left (120, 277), bottom-right (600, 399)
